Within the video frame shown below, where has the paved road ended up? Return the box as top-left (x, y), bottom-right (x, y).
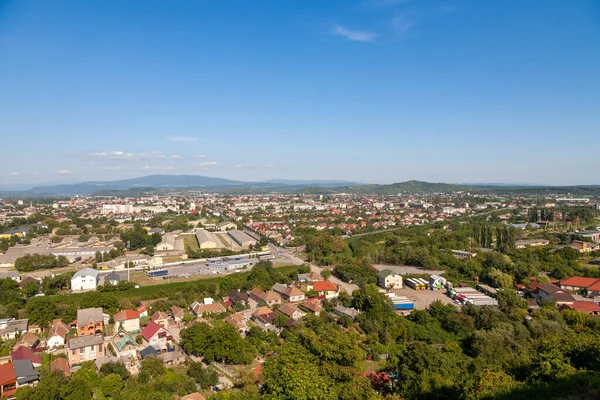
top-left (373, 264), bottom-right (445, 276)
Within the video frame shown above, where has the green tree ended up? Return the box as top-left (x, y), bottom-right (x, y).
top-left (141, 355), bottom-right (167, 378)
top-left (262, 344), bottom-right (336, 400)
top-left (186, 361), bottom-right (219, 389)
top-left (26, 296), bottom-right (57, 327)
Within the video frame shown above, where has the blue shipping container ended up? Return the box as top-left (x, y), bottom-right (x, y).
top-left (393, 302), bottom-right (414, 310)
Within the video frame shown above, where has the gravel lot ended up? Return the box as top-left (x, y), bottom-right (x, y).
top-left (392, 287), bottom-right (456, 310)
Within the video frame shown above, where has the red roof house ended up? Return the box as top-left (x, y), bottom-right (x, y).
top-left (11, 346), bottom-right (42, 366)
top-left (0, 362), bottom-right (17, 397)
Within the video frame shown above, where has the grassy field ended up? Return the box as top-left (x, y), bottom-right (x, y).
top-left (182, 234), bottom-right (199, 252)
top-left (215, 233), bottom-right (231, 247)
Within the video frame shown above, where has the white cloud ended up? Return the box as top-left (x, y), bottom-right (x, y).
top-left (8, 172), bottom-right (19, 176)
top-left (200, 161), bottom-right (218, 166)
top-left (264, 164), bottom-right (275, 168)
top-left (167, 135), bottom-right (197, 143)
top-left (101, 166), bottom-right (122, 171)
top-left (194, 154), bottom-right (207, 159)
top-left (89, 151), bottom-right (136, 160)
top-left (86, 150), bottom-right (167, 161)
top-left (334, 25), bottom-right (376, 42)
top-left (171, 155), bottom-right (181, 159)
top-left (57, 170), bottom-right (72, 174)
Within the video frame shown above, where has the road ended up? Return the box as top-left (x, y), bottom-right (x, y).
top-left (270, 244), bottom-right (359, 294)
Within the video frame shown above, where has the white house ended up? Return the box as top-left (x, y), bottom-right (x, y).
top-left (377, 270), bottom-right (403, 290)
top-left (113, 309), bottom-right (140, 333)
top-left (71, 268), bottom-right (99, 292)
top-left (140, 321), bottom-right (173, 351)
top-left (47, 320), bottom-right (69, 349)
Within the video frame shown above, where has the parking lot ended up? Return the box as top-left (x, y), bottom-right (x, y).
top-left (392, 287), bottom-right (456, 310)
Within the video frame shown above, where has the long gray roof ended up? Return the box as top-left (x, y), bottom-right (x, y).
top-left (73, 268), bottom-right (99, 279)
top-left (77, 307), bottom-right (103, 326)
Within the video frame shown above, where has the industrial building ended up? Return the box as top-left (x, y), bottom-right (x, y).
top-left (227, 230), bottom-right (257, 248)
top-left (195, 229), bottom-right (219, 249)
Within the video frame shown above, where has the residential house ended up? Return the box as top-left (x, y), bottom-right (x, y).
top-left (252, 307), bottom-right (278, 326)
top-left (137, 304), bottom-right (148, 318)
top-left (111, 331), bottom-right (139, 359)
top-left (104, 271), bottom-right (121, 285)
top-left (0, 363), bottom-right (17, 398)
top-left (0, 271), bottom-right (20, 282)
top-left (334, 305), bottom-right (360, 320)
top-left (47, 319), bottom-right (69, 349)
top-left (18, 276), bottom-right (40, 289)
top-left (227, 289), bottom-right (249, 305)
top-left (13, 359), bottom-right (39, 388)
top-left (224, 313), bottom-right (249, 334)
top-left (312, 281), bottom-right (339, 299)
top-left (278, 303), bottom-right (306, 321)
top-left (0, 319), bottom-right (28, 340)
top-left (535, 284), bottom-right (575, 305)
top-left (249, 288), bottom-right (282, 306)
top-left (68, 335), bottom-right (105, 366)
top-left (300, 299), bottom-right (322, 316)
top-left (191, 302), bottom-right (226, 316)
top-left (297, 272), bottom-right (321, 282)
top-left (50, 358), bottom-right (70, 377)
top-left (11, 346), bottom-right (41, 367)
top-left (559, 301), bottom-right (600, 315)
top-left (451, 250), bottom-right (477, 259)
top-left (377, 270), bottom-right (403, 290)
top-left (559, 276), bottom-right (600, 292)
top-left (141, 321), bottom-right (173, 351)
top-left (113, 309), bottom-right (141, 333)
top-left (71, 268), bottom-right (99, 292)
top-left (161, 350), bottom-right (186, 366)
top-left (150, 311), bottom-right (170, 328)
top-left (171, 306), bottom-right (184, 323)
top-left (15, 332), bottom-right (39, 349)
top-left (272, 283), bottom-right (306, 303)
top-left (515, 239), bottom-right (550, 249)
top-left (139, 345), bottom-right (160, 360)
top-left (570, 240), bottom-right (600, 253)
top-left (77, 308), bottom-right (104, 336)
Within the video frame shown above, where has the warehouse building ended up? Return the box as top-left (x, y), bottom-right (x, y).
top-left (227, 230), bottom-right (257, 248)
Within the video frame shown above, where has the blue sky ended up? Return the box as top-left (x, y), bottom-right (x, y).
top-left (1, 0), bottom-right (599, 185)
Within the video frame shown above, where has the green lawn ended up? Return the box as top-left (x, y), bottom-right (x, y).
top-left (182, 234), bottom-right (199, 251)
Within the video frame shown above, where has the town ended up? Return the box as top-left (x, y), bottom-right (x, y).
top-left (1, 186), bottom-right (600, 399)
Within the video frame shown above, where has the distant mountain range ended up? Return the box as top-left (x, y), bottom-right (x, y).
top-left (0, 175), bottom-right (599, 197)
top-left (0, 175), bottom-right (362, 196)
